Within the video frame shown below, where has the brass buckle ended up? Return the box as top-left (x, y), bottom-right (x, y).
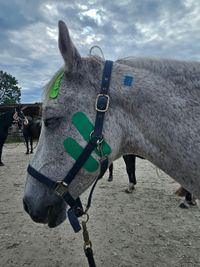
top-left (55, 181), bottom-right (68, 197)
top-left (95, 94), bottom-right (110, 112)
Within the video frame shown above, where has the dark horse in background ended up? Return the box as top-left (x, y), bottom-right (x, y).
top-left (108, 154), bottom-right (137, 193)
top-left (0, 108), bottom-right (41, 164)
top-left (22, 116), bottom-right (41, 154)
top-left (0, 107), bottom-right (24, 166)
top-left (109, 154), bottom-right (196, 208)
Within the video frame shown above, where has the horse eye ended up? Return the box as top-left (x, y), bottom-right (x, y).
top-left (44, 117), bottom-right (62, 129)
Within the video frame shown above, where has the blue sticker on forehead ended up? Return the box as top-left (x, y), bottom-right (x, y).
top-left (123, 76), bottom-right (133, 87)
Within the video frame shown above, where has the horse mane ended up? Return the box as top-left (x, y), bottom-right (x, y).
top-left (116, 56), bottom-right (200, 80)
top-left (116, 57), bottom-right (200, 100)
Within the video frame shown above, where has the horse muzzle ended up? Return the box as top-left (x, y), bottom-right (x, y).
top-left (23, 195), bottom-right (66, 228)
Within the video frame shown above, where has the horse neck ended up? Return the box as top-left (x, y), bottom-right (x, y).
top-left (113, 59), bottom-right (200, 195)
top-left (1, 110), bottom-right (14, 129)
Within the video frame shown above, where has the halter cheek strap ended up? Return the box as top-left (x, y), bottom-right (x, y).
top-left (27, 60), bottom-right (113, 232)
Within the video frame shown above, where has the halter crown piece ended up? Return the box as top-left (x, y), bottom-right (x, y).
top-left (27, 60), bottom-right (113, 233)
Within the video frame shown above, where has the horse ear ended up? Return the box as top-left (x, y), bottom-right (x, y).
top-left (58, 20), bottom-right (81, 72)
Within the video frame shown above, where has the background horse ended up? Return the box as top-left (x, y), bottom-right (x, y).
top-left (108, 154), bottom-right (137, 193)
top-left (22, 116), bottom-right (41, 154)
top-left (109, 155), bottom-right (195, 207)
top-left (23, 21), bottom-right (200, 229)
top-left (0, 107), bottom-right (24, 165)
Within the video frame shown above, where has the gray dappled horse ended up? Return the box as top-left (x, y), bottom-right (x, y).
top-left (23, 21), bottom-right (200, 228)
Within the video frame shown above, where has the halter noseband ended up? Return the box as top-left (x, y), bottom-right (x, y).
top-left (27, 60), bottom-right (113, 232)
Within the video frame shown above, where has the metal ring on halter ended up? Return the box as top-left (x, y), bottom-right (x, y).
top-left (90, 130), bottom-right (104, 145)
top-left (82, 212), bottom-right (89, 224)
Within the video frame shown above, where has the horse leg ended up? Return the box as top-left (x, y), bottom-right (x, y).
top-left (179, 189), bottom-right (197, 208)
top-left (0, 136), bottom-right (7, 166)
top-left (185, 191), bottom-right (197, 206)
top-left (23, 128), bottom-right (30, 154)
top-left (30, 136), bottom-right (33, 153)
top-left (0, 141), bottom-right (4, 166)
top-left (123, 155), bottom-right (137, 193)
top-left (24, 136), bottom-right (29, 154)
top-left (108, 163), bottom-right (113, 181)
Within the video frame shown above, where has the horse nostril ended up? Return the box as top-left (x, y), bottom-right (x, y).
top-left (23, 197), bottom-right (49, 223)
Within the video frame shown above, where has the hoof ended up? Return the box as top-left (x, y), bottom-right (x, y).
top-left (30, 150), bottom-right (33, 154)
top-left (187, 200), bottom-right (197, 206)
top-left (125, 189), bottom-right (133, 194)
top-left (179, 202), bottom-right (189, 209)
top-left (0, 162), bottom-right (5, 166)
top-left (108, 176), bottom-right (113, 182)
top-left (25, 151), bottom-right (29, 155)
top-left (125, 184), bottom-right (135, 194)
top-left (125, 188), bottom-right (134, 194)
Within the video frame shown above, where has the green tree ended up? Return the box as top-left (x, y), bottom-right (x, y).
top-left (0, 70), bottom-right (21, 104)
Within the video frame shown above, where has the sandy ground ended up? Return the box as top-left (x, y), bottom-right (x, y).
top-left (0, 143), bottom-right (200, 267)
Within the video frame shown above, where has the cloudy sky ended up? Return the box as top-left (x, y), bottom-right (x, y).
top-left (0, 0), bottom-right (200, 103)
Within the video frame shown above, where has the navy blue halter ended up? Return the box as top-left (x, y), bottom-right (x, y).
top-left (27, 60), bottom-right (113, 232)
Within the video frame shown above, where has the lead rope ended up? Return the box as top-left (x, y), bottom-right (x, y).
top-left (82, 213), bottom-right (96, 267)
top-left (80, 156), bottom-right (108, 267)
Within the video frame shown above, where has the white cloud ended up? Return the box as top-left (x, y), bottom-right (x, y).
top-left (80, 8), bottom-right (106, 26)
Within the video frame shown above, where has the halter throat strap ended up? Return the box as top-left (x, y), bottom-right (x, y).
top-left (27, 60), bottom-right (113, 232)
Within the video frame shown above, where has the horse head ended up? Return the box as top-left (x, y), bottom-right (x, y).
top-left (15, 104), bottom-right (27, 126)
top-left (23, 21), bottom-right (129, 228)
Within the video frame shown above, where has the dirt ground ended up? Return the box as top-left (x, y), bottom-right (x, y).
top-left (0, 143), bottom-right (200, 267)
